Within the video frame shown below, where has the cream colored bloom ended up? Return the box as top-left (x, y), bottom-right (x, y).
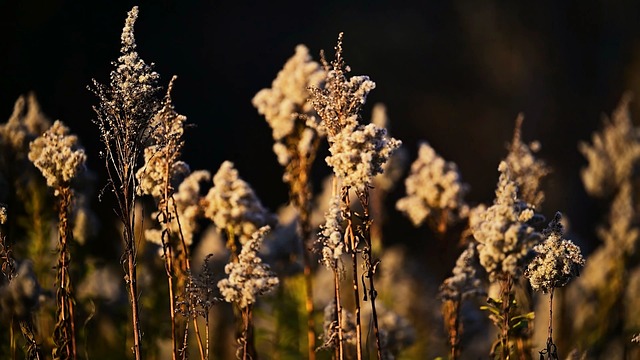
top-left (217, 226), bottom-right (279, 308)
top-left (203, 161), bottom-right (274, 244)
top-left (472, 161), bottom-right (541, 281)
top-left (525, 213), bottom-right (585, 293)
top-left (396, 142), bottom-right (468, 227)
top-left (28, 120), bottom-right (86, 189)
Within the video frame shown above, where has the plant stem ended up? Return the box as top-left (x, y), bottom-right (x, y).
top-left (289, 133), bottom-right (319, 360)
top-left (444, 299), bottom-right (461, 360)
top-left (357, 190), bottom-right (383, 360)
top-left (548, 289), bottom-right (553, 347)
top-left (343, 189), bottom-right (363, 360)
top-left (54, 186), bottom-right (77, 359)
top-left (334, 267), bottom-right (344, 360)
top-left (500, 275), bottom-right (514, 360)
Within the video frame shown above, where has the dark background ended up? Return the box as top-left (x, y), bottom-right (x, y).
top-left (3, 0), bottom-right (640, 258)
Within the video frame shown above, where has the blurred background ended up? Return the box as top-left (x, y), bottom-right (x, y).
top-left (2, 0), bottom-right (640, 357)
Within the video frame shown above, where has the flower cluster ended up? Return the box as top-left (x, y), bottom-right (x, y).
top-left (525, 213), bottom-right (585, 293)
top-left (203, 161), bottom-right (274, 244)
top-left (317, 194), bottom-right (345, 268)
top-left (472, 161), bottom-right (542, 281)
top-left (505, 115), bottom-right (550, 208)
top-left (91, 6), bottom-right (162, 183)
top-left (136, 77), bottom-right (189, 198)
top-left (252, 44), bottom-right (324, 143)
top-left (28, 120), bottom-right (86, 189)
top-left (579, 95), bottom-right (640, 198)
top-left (144, 170), bottom-right (211, 248)
top-left (439, 242), bottom-right (486, 301)
top-left (309, 33), bottom-right (401, 192)
top-left (112, 6), bottom-right (161, 116)
top-left (217, 226), bottom-right (279, 309)
top-left (371, 104), bottom-right (408, 193)
top-left (396, 142), bottom-right (469, 227)
top-left (326, 122), bottom-right (401, 192)
top-left (0, 94), bottom-right (50, 158)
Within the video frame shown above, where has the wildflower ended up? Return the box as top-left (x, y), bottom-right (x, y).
top-left (396, 142), bottom-right (469, 227)
top-left (252, 44), bottom-right (325, 144)
top-left (472, 161), bottom-right (542, 281)
top-left (144, 170), bottom-right (211, 248)
top-left (28, 120), bottom-right (86, 190)
top-left (596, 180), bottom-right (639, 255)
top-left (525, 213), bottom-right (585, 293)
top-left (372, 104), bottom-right (408, 193)
top-left (203, 161), bottom-right (274, 244)
top-left (439, 242), bottom-right (486, 301)
top-left (317, 194), bottom-right (345, 268)
top-left (0, 94), bottom-right (50, 158)
top-left (505, 115), bottom-right (549, 208)
top-left (579, 95), bottom-right (640, 197)
top-left (309, 33), bottom-right (401, 192)
top-left (136, 77), bottom-right (189, 198)
top-left (217, 226), bottom-right (279, 308)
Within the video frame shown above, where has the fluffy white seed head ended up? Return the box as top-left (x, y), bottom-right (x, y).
top-left (217, 226), bottom-right (279, 308)
top-left (440, 242), bottom-right (486, 300)
top-left (525, 212), bottom-right (585, 293)
top-left (203, 161), bottom-right (274, 244)
top-left (579, 95), bottom-right (640, 197)
top-left (396, 142), bottom-right (469, 227)
top-left (28, 120), bottom-right (86, 189)
top-left (472, 161), bottom-right (542, 282)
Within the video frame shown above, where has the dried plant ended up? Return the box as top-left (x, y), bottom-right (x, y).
top-left (579, 94), bottom-right (640, 198)
top-left (90, 6), bottom-right (163, 358)
top-left (175, 254), bottom-right (218, 360)
top-left (473, 161), bottom-right (541, 359)
top-left (566, 97), bottom-right (640, 357)
top-left (0, 206), bottom-right (42, 359)
top-left (505, 115), bottom-right (550, 209)
top-left (29, 120), bottom-right (86, 359)
top-left (396, 141), bottom-right (469, 233)
top-left (310, 32), bottom-right (401, 360)
top-left (135, 76), bottom-right (196, 360)
top-left (439, 242), bottom-right (486, 359)
top-left (253, 44), bottom-right (326, 358)
top-left (525, 213), bottom-right (584, 359)
top-left (218, 226), bottom-right (279, 359)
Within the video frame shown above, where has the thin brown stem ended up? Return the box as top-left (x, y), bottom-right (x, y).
top-left (205, 315), bottom-right (210, 360)
top-left (343, 189), bottom-right (363, 360)
top-left (192, 316), bottom-right (205, 360)
top-left (444, 299), bottom-right (461, 360)
top-left (334, 267), bottom-right (344, 360)
top-left (53, 186), bottom-right (77, 359)
top-left (287, 129), bottom-right (319, 360)
top-left (500, 275), bottom-right (514, 360)
top-left (357, 190), bottom-right (383, 360)
top-left (548, 289), bottom-right (553, 346)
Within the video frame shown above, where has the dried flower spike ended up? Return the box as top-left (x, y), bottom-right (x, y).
top-left (473, 161), bottom-right (542, 282)
top-left (217, 226), bottom-right (279, 309)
